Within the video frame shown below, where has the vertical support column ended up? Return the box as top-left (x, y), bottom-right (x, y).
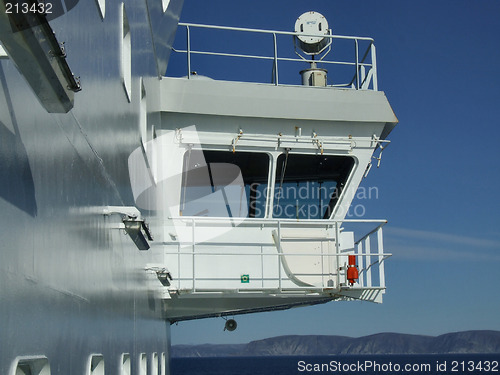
top-left (365, 236), bottom-right (372, 288)
top-left (360, 65), bottom-right (366, 89)
top-left (186, 25), bottom-right (191, 79)
top-left (357, 241), bottom-right (364, 287)
top-left (377, 226), bottom-right (385, 289)
top-left (192, 218), bottom-right (196, 291)
top-left (335, 222), bottom-right (340, 288)
top-left (177, 243), bottom-right (181, 290)
top-left (277, 220), bottom-right (282, 291)
top-left (261, 245), bottom-right (264, 289)
top-left (371, 43), bottom-right (378, 91)
top-left (355, 39), bottom-right (359, 89)
top-left (273, 33), bottom-right (279, 86)
top-left (323, 238), bottom-right (328, 287)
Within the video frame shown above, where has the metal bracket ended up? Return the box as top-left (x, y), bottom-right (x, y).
top-left (68, 75), bottom-right (82, 92)
top-left (146, 267), bottom-right (173, 287)
top-left (312, 131), bottom-right (324, 155)
top-left (103, 206), bottom-right (153, 250)
top-left (122, 218), bottom-right (153, 250)
top-left (231, 129), bottom-right (244, 153)
top-left (49, 42), bottom-right (66, 58)
top-left (47, 42), bottom-right (81, 92)
top-left (371, 134), bottom-right (390, 168)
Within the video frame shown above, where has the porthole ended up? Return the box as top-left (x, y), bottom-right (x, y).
top-left (151, 353), bottom-right (158, 375)
top-left (160, 353), bottom-right (166, 375)
top-left (87, 354), bottom-right (104, 375)
top-left (120, 354), bottom-right (131, 375)
top-left (12, 357), bottom-right (50, 375)
top-left (138, 353), bottom-right (147, 375)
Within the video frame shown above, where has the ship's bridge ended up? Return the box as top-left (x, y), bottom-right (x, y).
top-left (130, 16), bottom-right (398, 321)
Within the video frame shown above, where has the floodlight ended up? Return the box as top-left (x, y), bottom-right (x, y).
top-left (294, 11), bottom-right (331, 55)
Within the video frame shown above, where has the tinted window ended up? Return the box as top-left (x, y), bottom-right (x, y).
top-left (273, 154), bottom-right (354, 219)
top-left (180, 150), bottom-right (269, 218)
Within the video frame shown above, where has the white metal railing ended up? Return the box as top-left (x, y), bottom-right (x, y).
top-left (171, 23), bottom-right (378, 90)
top-left (165, 218), bottom-right (390, 300)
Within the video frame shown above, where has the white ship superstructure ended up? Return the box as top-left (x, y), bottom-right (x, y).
top-left (0, 4), bottom-right (397, 375)
top-left (134, 16), bottom-right (398, 321)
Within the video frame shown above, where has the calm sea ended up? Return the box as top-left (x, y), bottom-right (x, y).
top-left (171, 354), bottom-right (500, 375)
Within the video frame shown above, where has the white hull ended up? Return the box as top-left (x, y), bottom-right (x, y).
top-left (1, 1), bottom-right (183, 374)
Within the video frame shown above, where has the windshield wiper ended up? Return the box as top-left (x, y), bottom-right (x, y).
top-left (275, 148), bottom-right (290, 208)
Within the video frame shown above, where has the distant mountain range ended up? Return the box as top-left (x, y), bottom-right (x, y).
top-left (172, 330), bottom-right (500, 357)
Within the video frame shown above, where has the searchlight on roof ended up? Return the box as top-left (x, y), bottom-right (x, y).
top-left (294, 11), bottom-right (333, 87)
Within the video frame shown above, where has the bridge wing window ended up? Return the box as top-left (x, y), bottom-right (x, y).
top-left (181, 150), bottom-right (269, 218)
top-left (273, 154), bottom-right (354, 219)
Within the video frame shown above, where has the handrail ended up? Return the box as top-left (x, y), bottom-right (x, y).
top-left (355, 221), bottom-right (388, 244)
top-left (169, 216), bottom-right (387, 225)
top-left (178, 22), bottom-right (375, 41)
top-left (165, 217), bottom-right (390, 299)
top-left (171, 23), bottom-right (378, 90)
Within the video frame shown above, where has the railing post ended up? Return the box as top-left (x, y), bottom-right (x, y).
top-left (323, 238), bottom-right (327, 288)
top-left (365, 236), bottom-right (372, 288)
top-left (261, 245), bottom-right (265, 289)
top-left (360, 65), bottom-right (366, 89)
top-left (357, 240), bottom-right (364, 287)
top-left (186, 25), bottom-right (191, 79)
top-left (177, 242), bottom-right (181, 290)
top-left (192, 218), bottom-right (195, 291)
top-left (355, 39), bottom-right (359, 89)
top-left (377, 226), bottom-right (385, 288)
top-left (277, 220), bottom-right (282, 291)
top-left (273, 33), bottom-right (279, 86)
top-left (371, 43), bottom-right (378, 91)
top-left (335, 221), bottom-right (340, 288)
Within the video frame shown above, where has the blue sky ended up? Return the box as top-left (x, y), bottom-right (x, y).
top-left (169, 0), bottom-right (500, 345)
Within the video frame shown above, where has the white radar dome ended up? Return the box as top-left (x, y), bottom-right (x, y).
top-left (294, 11), bottom-right (330, 55)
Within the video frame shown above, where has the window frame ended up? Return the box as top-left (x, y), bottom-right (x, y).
top-left (270, 151), bottom-right (357, 220)
top-left (179, 148), bottom-right (273, 219)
